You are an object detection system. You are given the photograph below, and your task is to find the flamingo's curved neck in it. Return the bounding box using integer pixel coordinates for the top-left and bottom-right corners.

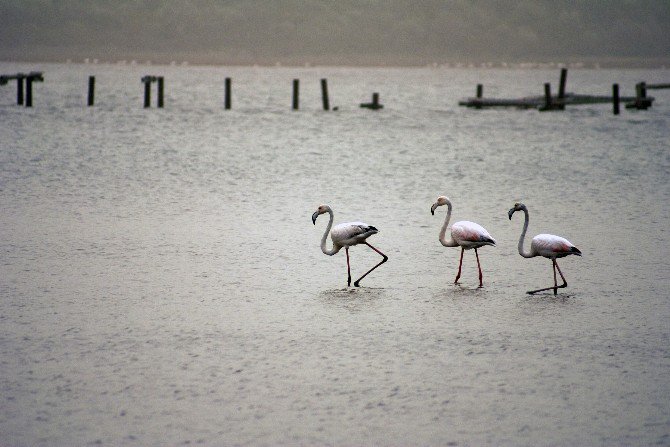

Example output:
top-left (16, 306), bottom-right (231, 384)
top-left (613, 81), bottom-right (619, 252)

top-left (320, 208), bottom-right (340, 256)
top-left (518, 207), bottom-right (534, 258)
top-left (439, 201), bottom-right (458, 247)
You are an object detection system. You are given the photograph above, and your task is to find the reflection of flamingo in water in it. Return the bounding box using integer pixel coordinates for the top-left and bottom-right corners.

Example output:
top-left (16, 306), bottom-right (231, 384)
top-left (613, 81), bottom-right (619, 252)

top-left (508, 202), bottom-right (582, 295)
top-left (312, 204), bottom-right (388, 287)
top-left (431, 196), bottom-right (496, 288)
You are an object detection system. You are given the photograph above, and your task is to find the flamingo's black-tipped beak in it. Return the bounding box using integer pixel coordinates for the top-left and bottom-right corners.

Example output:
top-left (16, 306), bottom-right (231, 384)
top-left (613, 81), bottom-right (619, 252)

top-left (430, 204), bottom-right (436, 215)
top-left (311, 211), bottom-right (318, 225)
top-left (508, 208), bottom-right (515, 220)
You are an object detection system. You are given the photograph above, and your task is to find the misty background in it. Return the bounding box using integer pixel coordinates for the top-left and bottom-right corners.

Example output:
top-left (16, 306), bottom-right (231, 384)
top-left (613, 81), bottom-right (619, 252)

top-left (1, 0), bottom-right (669, 66)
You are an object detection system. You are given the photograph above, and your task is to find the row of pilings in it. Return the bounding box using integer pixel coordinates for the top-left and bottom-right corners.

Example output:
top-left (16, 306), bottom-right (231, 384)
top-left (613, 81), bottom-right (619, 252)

top-left (3, 69), bottom-right (666, 113)
top-left (0, 73), bottom-right (383, 111)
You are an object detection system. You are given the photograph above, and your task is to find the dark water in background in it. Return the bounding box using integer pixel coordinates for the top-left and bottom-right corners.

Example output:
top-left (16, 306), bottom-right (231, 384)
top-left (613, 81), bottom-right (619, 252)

top-left (1, 63), bottom-right (669, 446)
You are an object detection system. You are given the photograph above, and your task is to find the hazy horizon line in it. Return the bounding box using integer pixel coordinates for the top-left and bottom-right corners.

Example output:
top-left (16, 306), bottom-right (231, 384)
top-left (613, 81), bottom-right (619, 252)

top-left (2, 56), bottom-right (669, 70)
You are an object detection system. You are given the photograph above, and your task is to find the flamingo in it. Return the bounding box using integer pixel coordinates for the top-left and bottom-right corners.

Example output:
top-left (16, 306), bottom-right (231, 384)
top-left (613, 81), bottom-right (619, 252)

top-left (508, 202), bottom-right (582, 295)
top-left (312, 204), bottom-right (388, 287)
top-left (431, 196), bottom-right (496, 288)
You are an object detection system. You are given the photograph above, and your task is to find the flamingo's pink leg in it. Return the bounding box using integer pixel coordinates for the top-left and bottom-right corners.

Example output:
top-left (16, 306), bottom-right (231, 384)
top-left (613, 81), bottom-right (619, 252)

top-left (553, 259), bottom-right (558, 294)
top-left (454, 247), bottom-right (464, 284)
top-left (554, 260), bottom-right (568, 289)
top-left (345, 247), bottom-right (351, 287)
top-left (475, 248), bottom-right (483, 288)
top-left (353, 242), bottom-right (388, 287)
top-left (527, 259), bottom-right (569, 295)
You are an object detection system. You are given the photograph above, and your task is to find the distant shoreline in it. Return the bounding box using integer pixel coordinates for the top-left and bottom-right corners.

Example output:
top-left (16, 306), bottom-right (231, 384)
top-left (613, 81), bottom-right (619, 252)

top-left (1, 58), bottom-right (669, 70)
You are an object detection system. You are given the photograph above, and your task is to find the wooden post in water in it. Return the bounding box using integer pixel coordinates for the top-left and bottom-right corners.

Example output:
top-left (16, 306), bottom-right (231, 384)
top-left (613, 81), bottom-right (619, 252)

top-left (360, 93), bottom-right (383, 110)
top-left (25, 76), bottom-right (33, 107)
top-left (634, 82), bottom-right (649, 110)
top-left (292, 79), bottom-right (299, 110)
top-left (475, 84), bottom-right (483, 109)
top-left (224, 77), bottom-right (231, 110)
top-left (540, 83), bottom-right (552, 111)
top-left (87, 76), bottom-right (95, 106)
top-left (557, 68), bottom-right (567, 110)
top-left (612, 83), bottom-right (620, 115)
top-left (321, 78), bottom-right (330, 111)
top-left (143, 78), bottom-right (151, 108)
top-left (157, 76), bottom-right (164, 108)
top-left (17, 75), bottom-right (24, 105)
top-left (627, 82), bottom-right (651, 110)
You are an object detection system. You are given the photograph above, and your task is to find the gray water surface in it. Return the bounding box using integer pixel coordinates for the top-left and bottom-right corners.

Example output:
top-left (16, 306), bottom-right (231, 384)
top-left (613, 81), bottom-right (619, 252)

top-left (1, 63), bottom-right (669, 446)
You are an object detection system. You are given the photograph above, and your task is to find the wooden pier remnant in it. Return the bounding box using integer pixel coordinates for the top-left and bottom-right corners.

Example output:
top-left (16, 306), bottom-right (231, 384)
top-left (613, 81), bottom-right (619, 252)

top-left (539, 83), bottom-right (562, 112)
top-left (292, 79), bottom-right (299, 110)
top-left (25, 77), bottom-right (34, 107)
top-left (475, 84), bottom-right (483, 109)
top-left (142, 76), bottom-right (152, 108)
top-left (157, 76), bottom-right (164, 108)
top-left (23, 72), bottom-right (43, 107)
top-left (321, 78), bottom-right (330, 111)
top-left (541, 83), bottom-right (552, 110)
top-left (141, 75), bottom-right (164, 108)
top-left (87, 76), bottom-right (95, 106)
top-left (459, 68), bottom-right (655, 111)
top-left (557, 68), bottom-right (567, 110)
top-left (225, 77), bottom-right (232, 110)
top-left (612, 84), bottom-right (620, 115)
top-left (626, 82), bottom-right (653, 110)
top-left (0, 72), bottom-right (43, 106)
top-left (539, 68), bottom-right (567, 111)
top-left (17, 76), bottom-right (24, 104)
top-left (645, 83), bottom-right (670, 89)
top-left (360, 93), bottom-right (383, 110)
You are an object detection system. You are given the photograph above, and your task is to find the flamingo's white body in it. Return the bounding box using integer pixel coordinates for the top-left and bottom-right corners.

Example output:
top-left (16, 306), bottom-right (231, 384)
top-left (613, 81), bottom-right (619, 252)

top-left (431, 196), bottom-right (496, 287)
top-left (312, 204), bottom-right (387, 287)
top-left (508, 202), bottom-right (582, 294)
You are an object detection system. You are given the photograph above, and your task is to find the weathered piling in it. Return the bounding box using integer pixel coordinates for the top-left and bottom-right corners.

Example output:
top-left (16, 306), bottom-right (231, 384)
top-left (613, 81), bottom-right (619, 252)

top-left (538, 83), bottom-right (553, 111)
top-left (612, 84), bottom-right (620, 115)
top-left (225, 77), bottom-right (232, 110)
top-left (360, 93), bottom-right (383, 110)
top-left (25, 76), bottom-right (33, 107)
top-left (17, 75), bottom-right (24, 105)
top-left (557, 68), bottom-right (567, 110)
top-left (638, 82), bottom-right (647, 99)
top-left (292, 79), bottom-right (299, 110)
top-left (1, 72), bottom-right (43, 107)
top-left (475, 84), bottom-right (483, 109)
top-left (141, 75), bottom-right (164, 108)
top-left (157, 76), bottom-right (164, 108)
top-left (544, 83), bottom-right (552, 108)
top-left (143, 78), bottom-right (151, 108)
top-left (87, 76), bottom-right (95, 106)
top-left (626, 82), bottom-right (652, 110)
top-left (23, 72), bottom-right (43, 107)
top-left (321, 78), bottom-right (330, 111)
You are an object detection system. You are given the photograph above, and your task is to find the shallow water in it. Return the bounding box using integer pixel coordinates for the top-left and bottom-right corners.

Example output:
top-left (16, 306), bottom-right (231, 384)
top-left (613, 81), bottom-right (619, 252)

top-left (1, 63), bottom-right (669, 446)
